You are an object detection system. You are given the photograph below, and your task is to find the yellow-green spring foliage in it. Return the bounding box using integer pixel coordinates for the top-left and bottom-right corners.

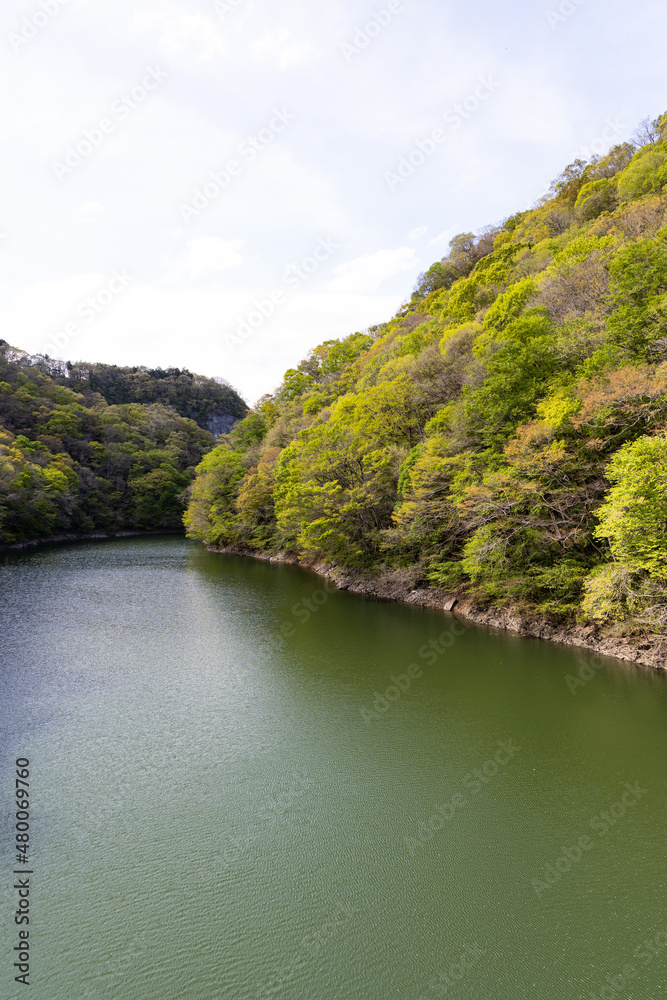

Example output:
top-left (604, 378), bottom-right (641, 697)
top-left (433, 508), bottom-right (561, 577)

top-left (187, 113), bottom-right (667, 631)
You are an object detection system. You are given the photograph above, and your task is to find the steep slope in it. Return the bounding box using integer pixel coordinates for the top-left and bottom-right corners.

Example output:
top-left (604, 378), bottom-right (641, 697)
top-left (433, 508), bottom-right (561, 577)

top-left (0, 345), bottom-right (246, 545)
top-left (186, 112), bottom-right (667, 639)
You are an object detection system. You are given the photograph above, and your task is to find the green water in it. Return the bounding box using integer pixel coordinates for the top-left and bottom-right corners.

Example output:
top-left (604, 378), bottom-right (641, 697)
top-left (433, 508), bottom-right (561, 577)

top-left (1, 537), bottom-right (666, 1000)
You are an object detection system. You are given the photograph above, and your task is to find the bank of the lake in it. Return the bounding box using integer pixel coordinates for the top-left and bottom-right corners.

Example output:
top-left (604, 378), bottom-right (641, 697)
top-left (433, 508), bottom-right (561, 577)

top-left (207, 545), bottom-right (667, 672)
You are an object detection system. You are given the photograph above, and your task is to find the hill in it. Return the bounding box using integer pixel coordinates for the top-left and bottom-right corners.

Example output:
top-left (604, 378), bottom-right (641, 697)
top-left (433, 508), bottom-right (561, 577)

top-left (0, 344), bottom-right (246, 544)
top-left (185, 110), bottom-right (667, 639)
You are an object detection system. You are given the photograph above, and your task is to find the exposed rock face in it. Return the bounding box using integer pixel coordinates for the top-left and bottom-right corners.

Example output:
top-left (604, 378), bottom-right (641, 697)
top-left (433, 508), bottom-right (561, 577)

top-left (210, 546), bottom-right (667, 672)
top-left (206, 413), bottom-right (238, 437)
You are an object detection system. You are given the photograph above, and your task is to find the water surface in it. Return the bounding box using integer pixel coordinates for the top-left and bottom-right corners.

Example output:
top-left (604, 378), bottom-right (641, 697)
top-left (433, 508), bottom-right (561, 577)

top-left (1, 537), bottom-right (666, 999)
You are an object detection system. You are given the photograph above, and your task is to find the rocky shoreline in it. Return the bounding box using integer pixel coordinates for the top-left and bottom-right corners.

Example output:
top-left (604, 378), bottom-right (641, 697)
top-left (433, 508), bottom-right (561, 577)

top-left (211, 545), bottom-right (667, 673)
top-left (5, 532), bottom-right (664, 671)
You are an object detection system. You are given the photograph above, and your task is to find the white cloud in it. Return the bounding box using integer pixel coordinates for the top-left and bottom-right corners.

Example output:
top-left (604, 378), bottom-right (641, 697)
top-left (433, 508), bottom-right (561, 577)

top-left (0, 278), bottom-right (405, 403)
top-left (0, 0), bottom-right (665, 398)
top-left (75, 201), bottom-right (105, 224)
top-left (162, 237), bottom-right (244, 283)
top-left (429, 227), bottom-right (458, 247)
top-left (130, 4), bottom-right (228, 64)
top-left (325, 248), bottom-right (418, 294)
top-left (248, 27), bottom-right (319, 71)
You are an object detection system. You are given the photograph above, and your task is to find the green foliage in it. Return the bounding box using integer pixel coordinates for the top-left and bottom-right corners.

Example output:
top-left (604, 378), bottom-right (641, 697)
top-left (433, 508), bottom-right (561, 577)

top-left (575, 178), bottom-right (617, 220)
top-left (426, 559), bottom-right (467, 589)
top-left (303, 393), bottom-right (329, 415)
top-left (396, 322), bottom-right (440, 358)
top-left (268, 380), bottom-right (419, 566)
top-left (581, 564), bottom-right (632, 624)
top-left (235, 449), bottom-right (280, 550)
top-left (9, 117), bottom-right (658, 629)
top-left (131, 466), bottom-right (191, 530)
top-left (617, 141), bottom-right (667, 201)
top-left (606, 230), bottom-right (667, 357)
top-left (464, 312), bottom-right (558, 447)
top-left (412, 230), bottom-right (499, 301)
top-left (391, 439), bottom-right (465, 556)
top-left (424, 405), bottom-right (453, 437)
top-left (319, 331), bottom-right (373, 375)
top-left (551, 235), bottom-right (615, 267)
top-left (0, 347), bottom-right (221, 544)
top-left (175, 116), bottom-right (667, 634)
top-left (397, 445), bottom-right (425, 496)
top-left (183, 447), bottom-right (246, 546)
top-left (593, 435), bottom-right (667, 575)
top-left (228, 412), bottom-right (267, 450)
top-left (413, 261), bottom-right (451, 297)
top-left (482, 277), bottom-right (536, 332)
top-left (523, 560), bottom-right (590, 616)
top-left (278, 369), bottom-right (317, 401)
top-left (52, 359), bottom-right (246, 429)
top-left (0, 428), bottom-right (78, 542)
top-left (579, 434), bottom-right (667, 627)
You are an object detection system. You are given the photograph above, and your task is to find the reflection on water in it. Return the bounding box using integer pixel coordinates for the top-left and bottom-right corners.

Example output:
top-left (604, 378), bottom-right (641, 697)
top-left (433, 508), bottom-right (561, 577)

top-left (1, 537), bottom-right (666, 1000)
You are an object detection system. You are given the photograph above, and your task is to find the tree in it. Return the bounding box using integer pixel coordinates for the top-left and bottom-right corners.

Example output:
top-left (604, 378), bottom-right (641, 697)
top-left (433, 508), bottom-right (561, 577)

top-left (593, 435), bottom-right (667, 576)
top-left (183, 447), bottom-right (246, 546)
top-left (606, 232), bottom-right (667, 358)
top-left (176, 115), bottom-right (667, 635)
top-left (412, 230), bottom-right (500, 300)
top-left (632, 112), bottom-right (667, 147)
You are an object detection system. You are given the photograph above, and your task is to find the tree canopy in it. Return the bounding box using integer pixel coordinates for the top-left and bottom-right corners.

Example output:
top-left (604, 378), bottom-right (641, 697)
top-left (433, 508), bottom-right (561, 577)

top-left (186, 113), bottom-right (667, 634)
top-left (0, 345), bottom-right (245, 544)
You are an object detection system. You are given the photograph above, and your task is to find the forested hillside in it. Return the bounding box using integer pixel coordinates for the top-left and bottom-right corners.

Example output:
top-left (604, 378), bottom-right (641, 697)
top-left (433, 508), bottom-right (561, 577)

top-left (47, 359), bottom-right (247, 434)
top-left (0, 344), bottom-right (246, 544)
top-left (186, 111), bottom-right (667, 634)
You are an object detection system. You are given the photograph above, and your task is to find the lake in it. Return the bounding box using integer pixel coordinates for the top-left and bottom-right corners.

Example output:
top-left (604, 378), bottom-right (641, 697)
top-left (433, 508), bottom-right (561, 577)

top-left (1, 536), bottom-right (666, 999)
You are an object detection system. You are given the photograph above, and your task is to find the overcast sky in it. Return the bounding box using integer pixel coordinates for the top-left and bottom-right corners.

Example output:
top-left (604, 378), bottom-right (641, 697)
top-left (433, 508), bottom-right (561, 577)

top-left (1, 0), bottom-right (665, 403)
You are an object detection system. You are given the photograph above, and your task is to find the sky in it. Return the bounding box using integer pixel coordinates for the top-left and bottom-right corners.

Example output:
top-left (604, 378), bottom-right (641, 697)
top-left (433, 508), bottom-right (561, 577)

top-left (0, 0), bottom-right (665, 404)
